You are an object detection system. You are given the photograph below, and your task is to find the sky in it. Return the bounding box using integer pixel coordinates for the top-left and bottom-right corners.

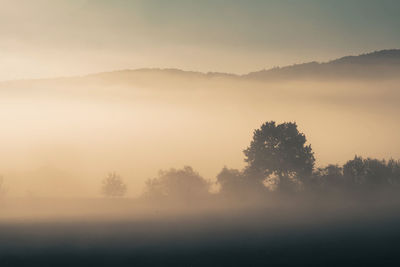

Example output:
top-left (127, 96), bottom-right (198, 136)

top-left (1, 0), bottom-right (400, 81)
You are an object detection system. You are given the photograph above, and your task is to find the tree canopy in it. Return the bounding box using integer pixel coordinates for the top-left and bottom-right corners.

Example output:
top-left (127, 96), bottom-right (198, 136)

top-left (102, 172), bottom-right (127, 197)
top-left (243, 121), bottom-right (315, 192)
top-left (144, 166), bottom-right (210, 201)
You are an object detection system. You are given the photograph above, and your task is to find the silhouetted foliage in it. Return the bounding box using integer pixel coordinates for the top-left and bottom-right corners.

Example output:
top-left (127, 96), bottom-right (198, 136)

top-left (132, 121), bottom-right (400, 201)
top-left (387, 159), bottom-right (400, 185)
top-left (243, 121), bottom-right (315, 192)
top-left (101, 172), bottom-right (127, 197)
top-left (342, 156), bottom-right (400, 191)
top-left (310, 164), bottom-right (344, 192)
top-left (217, 167), bottom-right (268, 198)
top-left (144, 166), bottom-right (210, 201)
top-left (217, 167), bottom-right (244, 196)
top-left (343, 156), bottom-right (366, 187)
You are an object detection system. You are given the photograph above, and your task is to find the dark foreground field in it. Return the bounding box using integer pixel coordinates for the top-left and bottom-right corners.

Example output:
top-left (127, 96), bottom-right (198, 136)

top-left (1, 197), bottom-right (400, 266)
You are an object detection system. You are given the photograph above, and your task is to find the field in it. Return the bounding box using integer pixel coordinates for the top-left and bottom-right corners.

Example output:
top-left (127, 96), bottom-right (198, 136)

top-left (1, 196), bottom-right (400, 266)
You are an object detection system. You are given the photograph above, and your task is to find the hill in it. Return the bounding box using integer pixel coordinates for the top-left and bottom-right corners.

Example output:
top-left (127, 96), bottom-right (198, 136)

top-left (245, 49), bottom-right (400, 81)
top-left (2, 49), bottom-right (400, 86)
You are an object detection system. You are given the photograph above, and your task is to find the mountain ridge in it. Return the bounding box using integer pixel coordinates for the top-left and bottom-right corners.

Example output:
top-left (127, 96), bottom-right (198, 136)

top-left (244, 49), bottom-right (400, 80)
top-left (2, 49), bottom-right (400, 84)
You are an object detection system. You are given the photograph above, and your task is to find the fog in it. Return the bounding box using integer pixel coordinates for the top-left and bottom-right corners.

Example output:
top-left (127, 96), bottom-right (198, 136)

top-left (1, 70), bottom-right (400, 266)
top-left (2, 0), bottom-right (400, 264)
top-left (0, 72), bottom-right (399, 198)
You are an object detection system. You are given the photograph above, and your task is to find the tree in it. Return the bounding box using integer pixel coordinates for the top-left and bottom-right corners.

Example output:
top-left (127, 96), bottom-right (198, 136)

top-left (217, 167), bottom-right (245, 196)
top-left (311, 164), bottom-right (344, 192)
top-left (101, 172), bottom-right (127, 197)
top-left (387, 159), bottom-right (400, 186)
top-left (343, 155), bottom-right (365, 188)
top-left (363, 158), bottom-right (391, 187)
top-left (217, 167), bottom-right (267, 198)
top-left (343, 156), bottom-right (396, 190)
top-left (243, 121), bottom-right (315, 192)
top-left (144, 166), bottom-right (210, 201)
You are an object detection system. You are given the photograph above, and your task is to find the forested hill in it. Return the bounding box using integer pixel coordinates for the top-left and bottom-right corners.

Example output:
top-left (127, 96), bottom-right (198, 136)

top-left (2, 49), bottom-right (400, 86)
top-left (244, 49), bottom-right (400, 81)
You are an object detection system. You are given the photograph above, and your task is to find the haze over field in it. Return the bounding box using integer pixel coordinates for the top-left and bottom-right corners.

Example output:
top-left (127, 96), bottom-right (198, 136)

top-left (1, 50), bottom-right (400, 197)
top-left (1, 1), bottom-right (400, 266)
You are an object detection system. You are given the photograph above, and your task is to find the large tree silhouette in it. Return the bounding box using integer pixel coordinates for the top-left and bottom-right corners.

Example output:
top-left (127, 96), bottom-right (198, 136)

top-left (243, 121), bottom-right (315, 192)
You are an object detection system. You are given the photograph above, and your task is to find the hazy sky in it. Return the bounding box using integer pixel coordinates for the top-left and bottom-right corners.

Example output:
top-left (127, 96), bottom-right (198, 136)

top-left (1, 0), bottom-right (400, 80)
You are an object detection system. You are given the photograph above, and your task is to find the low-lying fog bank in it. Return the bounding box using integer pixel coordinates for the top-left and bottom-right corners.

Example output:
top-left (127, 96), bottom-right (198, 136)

top-left (1, 77), bottom-right (400, 198)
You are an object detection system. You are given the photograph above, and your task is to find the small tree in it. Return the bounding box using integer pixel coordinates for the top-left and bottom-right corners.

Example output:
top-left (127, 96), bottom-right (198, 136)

top-left (243, 121), bottom-right (315, 192)
top-left (217, 167), bottom-right (244, 196)
top-left (102, 172), bottom-right (127, 197)
top-left (144, 166), bottom-right (210, 201)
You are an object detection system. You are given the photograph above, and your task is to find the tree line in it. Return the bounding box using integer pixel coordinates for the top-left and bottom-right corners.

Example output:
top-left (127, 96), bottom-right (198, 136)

top-left (100, 121), bottom-right (399, 199)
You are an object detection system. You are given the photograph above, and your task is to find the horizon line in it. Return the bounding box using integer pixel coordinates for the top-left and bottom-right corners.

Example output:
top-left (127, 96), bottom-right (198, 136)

top-left (1, 48), bottom-right (398, 83)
